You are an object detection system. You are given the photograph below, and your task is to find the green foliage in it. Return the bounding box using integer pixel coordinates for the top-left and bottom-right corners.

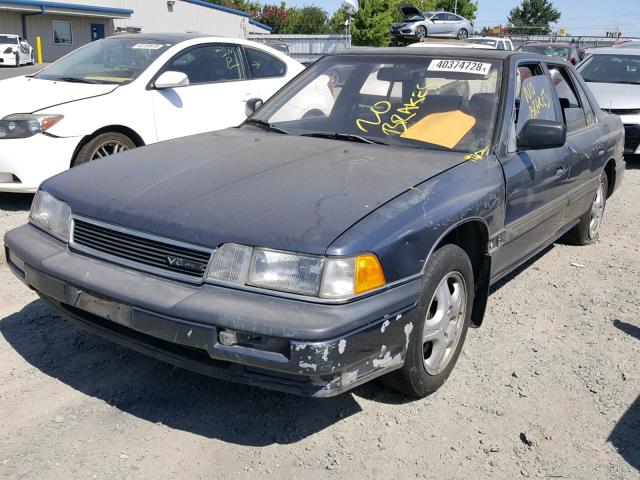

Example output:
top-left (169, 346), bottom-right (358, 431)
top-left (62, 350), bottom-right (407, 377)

top-left (508, 0), bottom-right (561, 35)
top-left (258, 4), bottom-right (289, 34)
top-left (433, 0), bottom-right (478, 20)
top-left (204, 0), bottom-right (261, 14)
top-left (285, 6), bottom-right (330, 34)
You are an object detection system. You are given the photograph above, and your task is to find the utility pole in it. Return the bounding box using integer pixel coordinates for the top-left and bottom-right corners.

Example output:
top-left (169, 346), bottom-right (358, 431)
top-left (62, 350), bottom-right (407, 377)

top-left (454, 0), bottom-right (458, 14)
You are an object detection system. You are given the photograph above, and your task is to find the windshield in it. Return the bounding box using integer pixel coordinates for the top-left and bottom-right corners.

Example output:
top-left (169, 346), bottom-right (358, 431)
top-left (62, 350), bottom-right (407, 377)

top-left (35, 37), bottom-right (173, 84)
top-left (520, 45), bottom-right (569, 58)
top-left (250, 55), bottom-right (502, 153)
top-left (578, 54), bottom-right (640, 85)
top-left (0, 35), bottom-right (17, 44)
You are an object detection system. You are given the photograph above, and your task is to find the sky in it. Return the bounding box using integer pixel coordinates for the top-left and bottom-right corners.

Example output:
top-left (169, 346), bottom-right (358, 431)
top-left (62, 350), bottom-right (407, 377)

top-left (259, 0), bottom-right (640, 37)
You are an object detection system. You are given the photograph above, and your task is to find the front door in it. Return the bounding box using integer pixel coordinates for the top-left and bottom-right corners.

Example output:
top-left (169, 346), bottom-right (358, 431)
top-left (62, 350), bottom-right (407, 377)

top-left (152, 43), bottom-right (260, 141)
top-left (428, 13), bottom-right (448, 35)
top-left (492, 62), bottom-right (571, 278)
top-left (91, 23), bottom-right (105, 42)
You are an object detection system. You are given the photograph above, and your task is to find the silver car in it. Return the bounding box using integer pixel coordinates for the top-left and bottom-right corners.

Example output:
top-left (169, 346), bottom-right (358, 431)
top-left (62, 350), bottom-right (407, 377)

top-left (577, 47), bottom-right (640, 155)
top-left (391, 4), bottom-right (473, 42)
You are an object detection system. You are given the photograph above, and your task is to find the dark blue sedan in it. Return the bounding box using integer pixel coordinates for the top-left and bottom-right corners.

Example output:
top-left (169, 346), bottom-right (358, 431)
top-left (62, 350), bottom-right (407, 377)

top-left (4, 48), bottom-right (625, 398)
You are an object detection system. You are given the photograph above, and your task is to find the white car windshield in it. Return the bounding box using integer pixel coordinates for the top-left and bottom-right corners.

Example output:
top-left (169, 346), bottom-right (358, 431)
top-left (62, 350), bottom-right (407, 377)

top-left (0, 35), bottom-right (17, 44)
top-left (250, 55), bottom-right (502, 154)
top-left (578, 54), bottom-right (640, 85)
top-left (35, 37), bottom-right (173, 84)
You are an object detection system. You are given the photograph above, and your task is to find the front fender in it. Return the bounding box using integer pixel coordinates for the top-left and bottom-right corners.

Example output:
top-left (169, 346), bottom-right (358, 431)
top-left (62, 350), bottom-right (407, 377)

top-left (327, 155), bottom-right (506, 282)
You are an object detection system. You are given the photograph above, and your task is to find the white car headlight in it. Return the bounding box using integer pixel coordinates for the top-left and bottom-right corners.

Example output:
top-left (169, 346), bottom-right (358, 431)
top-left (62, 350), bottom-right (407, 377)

top-left (207, 243), bottom-right (386, 299)
top-left (29, 190), bottom-right (72, 241)
top-left (0, 114), bottom-right (63, 139)
top-left (3, 47), bottom-right (15, 54)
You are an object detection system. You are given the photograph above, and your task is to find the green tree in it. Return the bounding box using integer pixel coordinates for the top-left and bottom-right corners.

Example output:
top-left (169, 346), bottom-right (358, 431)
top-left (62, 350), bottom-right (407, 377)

top-left (507, 0), bottom-right (561, 35)
top-left (433, 0), bottom-right (478, 20)
top-left (204, 0), bottom-right (261, 15)
top-left (286, 6), bottom-right (329, 34)
top-left (345, 0), bottom-right (436, 46)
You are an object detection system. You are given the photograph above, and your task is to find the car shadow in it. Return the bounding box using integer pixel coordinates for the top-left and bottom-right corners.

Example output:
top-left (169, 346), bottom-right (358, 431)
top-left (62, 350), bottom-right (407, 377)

top-left (489, 244), bottom-right (555, 294)
top-left (623, 155), bottom-right (640, 170)
top-left (609, 394), bottom-right (640, 473)
top-left (0, 193), bottom-right (33, 212)
top-left (0, 299), bottom-right (373, 445)
top-left (608, 319), bottom-right (640, 472)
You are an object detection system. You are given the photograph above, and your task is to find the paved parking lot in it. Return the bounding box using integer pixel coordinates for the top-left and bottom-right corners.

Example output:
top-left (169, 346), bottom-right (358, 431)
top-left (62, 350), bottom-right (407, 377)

top-left (0, 63), bottom-right (48, 81)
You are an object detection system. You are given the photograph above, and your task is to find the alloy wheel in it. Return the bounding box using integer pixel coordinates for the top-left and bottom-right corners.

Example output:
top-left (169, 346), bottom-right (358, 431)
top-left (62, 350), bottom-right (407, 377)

top-left (589, 182), bottom-right (605, 239)
top-left (90, 140), bottom-right (131, 161)
top-left (422, 271), bottom-right (467, 375)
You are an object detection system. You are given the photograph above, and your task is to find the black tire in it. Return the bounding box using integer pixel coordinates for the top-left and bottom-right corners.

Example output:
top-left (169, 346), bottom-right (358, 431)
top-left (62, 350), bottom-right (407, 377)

top-left (383, 244), bottom-right (474, 398)
top-left (29, 52), bottom-right (35, 65)
top-left (415, 26), bottom-right (427, 41)
top-left (14, 52), bottom-right (20, 67)
top-left (564, 171), bottom-right (608, 245)
top-left (457, 28), bottom-right (469, 39)
top-left (72, 132), bottom-right (136, 167)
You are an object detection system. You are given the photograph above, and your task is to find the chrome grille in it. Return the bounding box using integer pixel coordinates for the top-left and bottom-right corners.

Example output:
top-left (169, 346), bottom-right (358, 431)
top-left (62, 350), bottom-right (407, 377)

top-left (71, 218), bottom-right (212, 280)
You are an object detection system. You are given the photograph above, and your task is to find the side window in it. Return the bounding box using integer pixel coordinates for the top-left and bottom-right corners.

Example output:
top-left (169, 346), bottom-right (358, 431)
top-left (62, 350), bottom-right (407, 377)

top-left (167, 44), bottom-right (245, 84)
top-left (546, 64), bottom-right (587, 133)
top-left (515, 63), bottom-right (557, 134)
top-left (497, 41), bottom-right (505, 51)
top-left (245, 47), bottom-right (286, 79)
top-left (432, 13), bottom-right (446, 21)
top-left (573, 76), bottom-right (597, 125)
top-left (445, 14), bottom-right (459, 21)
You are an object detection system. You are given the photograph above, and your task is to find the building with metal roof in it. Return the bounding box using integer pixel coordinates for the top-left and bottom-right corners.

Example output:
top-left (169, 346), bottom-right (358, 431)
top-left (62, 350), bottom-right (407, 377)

top-left (0, 0), bottom-right (271, 62)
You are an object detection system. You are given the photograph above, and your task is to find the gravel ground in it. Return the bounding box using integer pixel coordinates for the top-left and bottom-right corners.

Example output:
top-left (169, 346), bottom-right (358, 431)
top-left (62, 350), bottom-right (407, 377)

top-left (0, 165), bottom-right (638, 480)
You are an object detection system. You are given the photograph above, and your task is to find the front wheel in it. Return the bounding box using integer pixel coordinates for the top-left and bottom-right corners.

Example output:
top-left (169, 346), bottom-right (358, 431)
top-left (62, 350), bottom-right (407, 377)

top-left (415, 26), bottom-right (427, 41)
top-left (564, 171), bottom-right (608, 245)
top-left (72, 132), bottom-right (136, 167)
top-left (383, 244), bottom-right (474, 398)
top-left (14, 52), bottom-right (20, 67)
top-left (457, 28), bottom-right (469, 39)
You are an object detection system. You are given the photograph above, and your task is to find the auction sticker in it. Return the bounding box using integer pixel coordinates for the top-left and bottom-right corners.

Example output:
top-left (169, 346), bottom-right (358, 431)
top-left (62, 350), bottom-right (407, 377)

top-left (428, 59), bottom-right (491, 75)
top-left (132, 43), bottom-right (165, 50)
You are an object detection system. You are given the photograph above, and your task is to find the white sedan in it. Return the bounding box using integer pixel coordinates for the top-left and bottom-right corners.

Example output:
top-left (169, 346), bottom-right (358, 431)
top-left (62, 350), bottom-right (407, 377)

top-left (0, 33), bottom-right (303, 192)
top-left (0, 34), bottom-right (35, 67)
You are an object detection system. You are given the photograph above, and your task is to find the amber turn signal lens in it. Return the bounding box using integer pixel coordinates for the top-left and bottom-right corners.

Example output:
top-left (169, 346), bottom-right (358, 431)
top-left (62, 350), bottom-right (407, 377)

top-left (354, 254), bottom-right (386, 294)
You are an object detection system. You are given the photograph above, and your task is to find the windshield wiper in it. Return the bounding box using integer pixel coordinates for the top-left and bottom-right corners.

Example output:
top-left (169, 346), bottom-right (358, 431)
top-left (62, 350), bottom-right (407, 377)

top-left (244, 119), bottom-right (289, 135)
top-left (299, 132), bottom-right (389, 145)
top-left (48, 76), bottom-right (100, 84)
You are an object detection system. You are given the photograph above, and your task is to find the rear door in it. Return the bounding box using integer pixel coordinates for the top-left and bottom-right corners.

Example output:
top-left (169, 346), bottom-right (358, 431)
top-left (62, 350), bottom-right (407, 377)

top-left (242, 46), bottom-right (292, 103)
top-left (545, 62), bottom-right (604, 224)
top-left (152, 43), bottom-right (260, 141)
top-left (492, 61), bottom-right (571, 278)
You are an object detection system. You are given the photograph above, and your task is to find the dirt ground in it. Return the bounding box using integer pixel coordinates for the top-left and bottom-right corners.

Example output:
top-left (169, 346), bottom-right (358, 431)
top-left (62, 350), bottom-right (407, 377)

top-left (0, 165), bottom-right (638, 480)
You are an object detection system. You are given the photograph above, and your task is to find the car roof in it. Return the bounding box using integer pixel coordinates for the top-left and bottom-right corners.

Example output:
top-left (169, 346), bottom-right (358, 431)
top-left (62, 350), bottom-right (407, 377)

top-left (333, 47), bottom-right (521, 60)
top-left (110, 32), bottom-right (213, 43)
top-left (522, 42), bottom-right (572, 47)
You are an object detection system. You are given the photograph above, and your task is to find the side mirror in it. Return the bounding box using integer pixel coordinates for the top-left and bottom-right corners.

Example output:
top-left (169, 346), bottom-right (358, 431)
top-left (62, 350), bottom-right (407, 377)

top-left (431, 18), bottom-right (436, 23)
top-left (245, 97), bottom-right (264, 117)
top-left (154, 71), bottom-right (189, 89)
top-left (517, 119), bottom-right (566, 151)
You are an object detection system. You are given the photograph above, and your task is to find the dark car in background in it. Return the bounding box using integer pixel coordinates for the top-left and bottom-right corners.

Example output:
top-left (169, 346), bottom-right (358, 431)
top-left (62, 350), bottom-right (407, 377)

top-left (4, 48), bottom-right (624, 398)
top-left (518, 42), bottom-right (584, 65)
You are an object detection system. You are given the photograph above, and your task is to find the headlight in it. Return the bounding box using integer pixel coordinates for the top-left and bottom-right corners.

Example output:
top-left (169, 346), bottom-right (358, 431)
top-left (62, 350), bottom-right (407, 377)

top-left (207, 243), bottom-right (386, 299)
top-left (0, 114), bottom-right (64, 139)
top-left (29, 190), bottom-right (72, 241)
top-left (4, 47), bottom-right (14, 54)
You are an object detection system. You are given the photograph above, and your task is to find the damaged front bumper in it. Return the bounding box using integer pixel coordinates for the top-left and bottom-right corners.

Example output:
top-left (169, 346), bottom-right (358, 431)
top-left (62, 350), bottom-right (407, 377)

top-left (4, 224), bottom-right (422, 397)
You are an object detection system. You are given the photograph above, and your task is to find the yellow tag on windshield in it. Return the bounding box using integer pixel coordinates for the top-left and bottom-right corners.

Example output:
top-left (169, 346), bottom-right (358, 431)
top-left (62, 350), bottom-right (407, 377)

top-left (400, 110), bottom-right (476, 149)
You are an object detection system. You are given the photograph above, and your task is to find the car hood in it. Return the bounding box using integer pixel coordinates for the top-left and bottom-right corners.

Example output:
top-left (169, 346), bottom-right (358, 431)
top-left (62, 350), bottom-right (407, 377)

top-left (0, 76), bottom-right (118, 117)
top-left (43, 128), bottom-right (467, 255)
top-left (584, 81), bottom-right (640, 110)
top-left (398, 3), bottom-right (424, 19)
